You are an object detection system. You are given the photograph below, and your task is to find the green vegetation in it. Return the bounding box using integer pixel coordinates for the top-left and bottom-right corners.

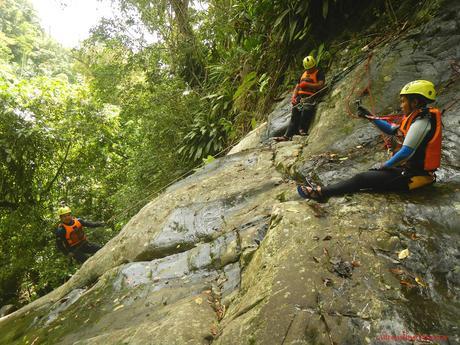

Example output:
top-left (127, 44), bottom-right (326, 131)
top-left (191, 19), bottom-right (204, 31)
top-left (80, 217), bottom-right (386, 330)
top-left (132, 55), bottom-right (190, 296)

top-left (0, 0), bottom-right (442, 308)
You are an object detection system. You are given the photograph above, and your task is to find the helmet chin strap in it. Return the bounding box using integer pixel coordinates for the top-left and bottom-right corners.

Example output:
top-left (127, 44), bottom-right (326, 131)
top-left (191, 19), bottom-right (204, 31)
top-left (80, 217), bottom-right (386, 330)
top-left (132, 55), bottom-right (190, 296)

top-left (409, 98), bottom-right (424, 112)
top-left (412, 102), bottom-right (428, 112)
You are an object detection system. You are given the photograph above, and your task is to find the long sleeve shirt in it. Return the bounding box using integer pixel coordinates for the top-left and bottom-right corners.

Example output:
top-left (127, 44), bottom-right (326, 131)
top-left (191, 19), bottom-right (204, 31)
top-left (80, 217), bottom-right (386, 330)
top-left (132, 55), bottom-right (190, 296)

top-left (371, 116), bottom-right (432, 168)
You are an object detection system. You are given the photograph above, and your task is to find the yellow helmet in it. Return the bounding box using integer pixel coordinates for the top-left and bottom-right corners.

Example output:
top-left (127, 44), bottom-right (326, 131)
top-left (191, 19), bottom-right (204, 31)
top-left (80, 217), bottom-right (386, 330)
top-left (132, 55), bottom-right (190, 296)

top-left (303, 55), bottom-right (316, 70)
top-left (400, 80), bottom-right (436, 102)
top-left (57, 206), bottom-right (71, 217)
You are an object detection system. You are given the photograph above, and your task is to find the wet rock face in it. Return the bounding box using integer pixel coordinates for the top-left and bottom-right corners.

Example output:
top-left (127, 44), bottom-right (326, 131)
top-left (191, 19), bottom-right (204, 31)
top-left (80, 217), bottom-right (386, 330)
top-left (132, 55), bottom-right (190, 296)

top-left (0, 147), bottom-right (283, 345)
top-left (263, 94), bottom-right (292, 139)
top-left (139, 199), bottom-right (239, 260)
top-left (1, 4), bottom-right (460, 345)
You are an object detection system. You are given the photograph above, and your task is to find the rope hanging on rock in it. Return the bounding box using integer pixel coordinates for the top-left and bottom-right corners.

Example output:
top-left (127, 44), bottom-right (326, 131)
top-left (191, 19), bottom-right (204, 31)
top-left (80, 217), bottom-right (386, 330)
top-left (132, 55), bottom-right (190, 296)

top-left (344, 53), bottom-right (376, 118)
top-left (344, 53), bottom-right (404, 149)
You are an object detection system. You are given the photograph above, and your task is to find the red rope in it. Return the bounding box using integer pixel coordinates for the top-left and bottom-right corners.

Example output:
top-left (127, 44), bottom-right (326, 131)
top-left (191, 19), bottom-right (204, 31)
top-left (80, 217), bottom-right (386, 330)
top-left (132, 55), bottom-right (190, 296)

top-left (344, 54), bottom-right (374, 118)
top-left (364, 54), bottom-right (376, 115)
top-left (343, 53), bottom-right (405, 150)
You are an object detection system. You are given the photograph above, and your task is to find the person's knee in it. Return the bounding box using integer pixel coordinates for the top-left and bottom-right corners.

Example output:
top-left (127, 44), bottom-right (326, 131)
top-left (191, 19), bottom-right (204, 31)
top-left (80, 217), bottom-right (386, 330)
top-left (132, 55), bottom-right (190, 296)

top-left (292, 108), bottom-right (301, 117)
top-left (87, 242), bottom-right (102, 253)
top-left (349, 171), bottom-right (377, 189)
top-left (76, 257), bottom-right (87, 264)
top-left (93, 243), bottom-right (102, 250)
top-left (351, 172), bottom-right (369, 182)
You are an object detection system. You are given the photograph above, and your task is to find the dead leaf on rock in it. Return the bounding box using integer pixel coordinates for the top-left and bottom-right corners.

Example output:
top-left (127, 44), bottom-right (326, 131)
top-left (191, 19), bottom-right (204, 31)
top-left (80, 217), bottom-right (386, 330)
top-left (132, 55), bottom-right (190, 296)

top-left (216, 305), bottom-right (226, 320)
top-left (398, 248), bottom-right (410, 260)
top-left (410, 232), bottom-right (418, 240)
top-left (113, 304), bottom-right (124, 312)
top-left (322, 278), bottom-right (334, 287)
top-left (351, 260), bottom-right (361, 267)
top-left (323, 248), bottom-right (330, 257)
top-left (400, 280), bottom-right (415, 288)
top-left (210, 325), bottom-right (219, 336)
top-left (389, 268), bottom-right (405, 275)
top-left (308, 203), bottom-right (327, 218)
top-left (415, 277), bottom-right (427, 287)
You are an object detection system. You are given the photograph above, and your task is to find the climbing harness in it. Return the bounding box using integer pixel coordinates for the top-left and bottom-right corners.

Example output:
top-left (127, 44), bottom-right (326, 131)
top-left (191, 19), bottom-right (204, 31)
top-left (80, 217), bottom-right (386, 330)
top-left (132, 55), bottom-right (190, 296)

top-left (293, 99), bottom-right (316, 111)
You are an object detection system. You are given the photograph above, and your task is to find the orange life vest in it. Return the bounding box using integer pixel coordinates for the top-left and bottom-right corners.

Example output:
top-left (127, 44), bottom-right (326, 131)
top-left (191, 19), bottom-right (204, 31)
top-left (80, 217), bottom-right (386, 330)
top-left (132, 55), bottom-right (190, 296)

top-left (297, 69), bottom-right (319, 96)
top-left (61, 218), bottom-right (87, 247)
top-left (398, 107), bottom-right (442, 171)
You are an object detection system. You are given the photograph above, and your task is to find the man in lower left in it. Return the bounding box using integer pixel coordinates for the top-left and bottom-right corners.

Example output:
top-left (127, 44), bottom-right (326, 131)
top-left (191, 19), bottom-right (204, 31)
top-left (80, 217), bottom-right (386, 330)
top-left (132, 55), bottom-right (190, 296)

top-left (55, 206), bottom-right (105, 264)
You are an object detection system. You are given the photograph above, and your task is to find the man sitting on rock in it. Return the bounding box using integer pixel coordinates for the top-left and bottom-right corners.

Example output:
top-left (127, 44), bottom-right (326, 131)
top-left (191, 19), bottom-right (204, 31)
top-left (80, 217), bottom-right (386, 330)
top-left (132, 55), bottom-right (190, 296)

top-left (297, 80), bottom-right (442, 201)
top-left (55, 206), bottom-right (105, 264)
top-left (274, 55), bottom-right (325, 141)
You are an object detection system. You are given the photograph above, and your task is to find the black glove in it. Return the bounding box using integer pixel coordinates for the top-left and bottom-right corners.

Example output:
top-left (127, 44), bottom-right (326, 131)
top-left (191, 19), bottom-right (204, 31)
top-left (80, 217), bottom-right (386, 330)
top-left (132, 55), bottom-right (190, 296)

top-left (357, 105), bottom-right (372, 118)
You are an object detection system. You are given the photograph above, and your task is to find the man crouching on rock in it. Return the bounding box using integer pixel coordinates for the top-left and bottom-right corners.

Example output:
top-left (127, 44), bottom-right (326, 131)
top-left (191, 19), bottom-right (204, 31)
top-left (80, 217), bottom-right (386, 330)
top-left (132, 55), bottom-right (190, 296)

top-left (55, 206), bottom-right (105, 264)
top-left (297, 80), bottom-right (442, 201)
top-left (273, 55), bottom-right (326, 141)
